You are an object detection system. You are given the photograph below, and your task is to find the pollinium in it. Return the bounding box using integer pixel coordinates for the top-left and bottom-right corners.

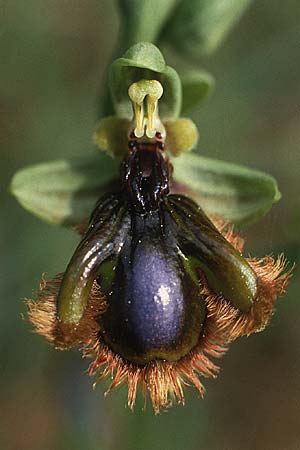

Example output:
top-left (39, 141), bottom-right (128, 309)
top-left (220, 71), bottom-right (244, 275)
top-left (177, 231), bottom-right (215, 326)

top-left (28, 79), bottom-right (290, 413)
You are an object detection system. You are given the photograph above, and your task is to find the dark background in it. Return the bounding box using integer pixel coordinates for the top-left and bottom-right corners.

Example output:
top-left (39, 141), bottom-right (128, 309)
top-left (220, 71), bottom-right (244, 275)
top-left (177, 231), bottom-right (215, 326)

top-left (1, 1), bottom-right (300, 449)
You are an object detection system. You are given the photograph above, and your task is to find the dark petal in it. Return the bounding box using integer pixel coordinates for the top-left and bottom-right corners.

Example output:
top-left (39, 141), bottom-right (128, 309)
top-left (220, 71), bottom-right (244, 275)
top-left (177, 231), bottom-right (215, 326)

top-left (165, 195), bottom-right (257, 312)
top-left (57, 194), bottom-right (130, 325)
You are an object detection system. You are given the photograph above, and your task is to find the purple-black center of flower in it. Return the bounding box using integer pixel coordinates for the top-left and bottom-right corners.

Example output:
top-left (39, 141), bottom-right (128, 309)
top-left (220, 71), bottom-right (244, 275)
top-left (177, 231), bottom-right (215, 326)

top-left (99, 210), bottom-right (206, 365)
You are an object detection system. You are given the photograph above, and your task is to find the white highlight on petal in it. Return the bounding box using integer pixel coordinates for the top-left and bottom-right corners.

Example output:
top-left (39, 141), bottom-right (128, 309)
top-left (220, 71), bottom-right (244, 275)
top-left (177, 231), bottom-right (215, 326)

top-left (154, 285), bottom-right (171, 308)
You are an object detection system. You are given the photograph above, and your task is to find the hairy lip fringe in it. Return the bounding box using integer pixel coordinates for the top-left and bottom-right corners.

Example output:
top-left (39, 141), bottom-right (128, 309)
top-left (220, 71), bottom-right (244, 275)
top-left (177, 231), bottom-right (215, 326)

top-left (27, 224), bottom-right (291, 414)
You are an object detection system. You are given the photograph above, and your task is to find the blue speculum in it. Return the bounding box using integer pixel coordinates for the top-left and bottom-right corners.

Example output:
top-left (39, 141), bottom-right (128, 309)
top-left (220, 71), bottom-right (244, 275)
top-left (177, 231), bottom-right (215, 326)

top-left (99, 209), bottom-right (206, 364)
top-left (57, 130), bottom-right (257, 366)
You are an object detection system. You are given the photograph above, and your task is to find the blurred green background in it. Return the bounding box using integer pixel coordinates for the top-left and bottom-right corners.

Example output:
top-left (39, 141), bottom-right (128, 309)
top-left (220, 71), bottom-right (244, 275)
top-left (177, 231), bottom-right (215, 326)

top-left (1, 1), bottom-right (300, 449)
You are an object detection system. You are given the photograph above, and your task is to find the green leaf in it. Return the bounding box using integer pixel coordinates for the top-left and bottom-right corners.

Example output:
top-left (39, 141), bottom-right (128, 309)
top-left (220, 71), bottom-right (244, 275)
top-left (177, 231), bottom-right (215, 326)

top-left (109, 42), bottom-right (182, 120)
top-left (181, 70), bottom-right (215, 113)
top-left (163, 0), bottom-right (252, 57)
top-left (118, 0), bottom-right (178, 47)
top-left (10, 154), bottom-right (119, 226)
top-left (172, 152), bottom-right (281, 225)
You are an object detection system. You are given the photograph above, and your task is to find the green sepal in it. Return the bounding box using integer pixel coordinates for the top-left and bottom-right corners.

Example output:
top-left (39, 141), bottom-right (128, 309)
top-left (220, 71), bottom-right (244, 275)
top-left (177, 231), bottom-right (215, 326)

top-left (181, 70), bottom-right (215, 113)
top-left (172, 152), bottom-right (281, 225)
top-left (10, 154), bottom-right (119, 227)
top-left (109, 42), bottom-right (182, 120)
top-left (11, 150), bottom-right (280, 229)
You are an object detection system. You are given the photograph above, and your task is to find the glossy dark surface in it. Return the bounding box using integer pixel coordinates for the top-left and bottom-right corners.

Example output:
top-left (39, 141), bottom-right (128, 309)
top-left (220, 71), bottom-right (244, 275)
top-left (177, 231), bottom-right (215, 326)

top-left (99, 209), bottom-right (206, 364)
top-left (122, 145), bottom-right (169, 213)
top-left (57, 194), bottom-right (130, 324)
top-left (165, 196), bottom-right (257, 312)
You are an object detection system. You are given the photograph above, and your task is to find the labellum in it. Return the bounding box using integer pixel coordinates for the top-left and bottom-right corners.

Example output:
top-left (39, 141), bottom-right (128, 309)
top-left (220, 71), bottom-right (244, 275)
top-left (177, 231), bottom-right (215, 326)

top-left (28, 77), bottom-right (291, 414)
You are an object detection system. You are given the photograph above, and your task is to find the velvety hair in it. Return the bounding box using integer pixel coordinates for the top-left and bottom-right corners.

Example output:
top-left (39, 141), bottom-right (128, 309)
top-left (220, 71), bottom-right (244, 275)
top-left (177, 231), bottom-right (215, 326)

top-left (27, 221), bottom-right (291, 413)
